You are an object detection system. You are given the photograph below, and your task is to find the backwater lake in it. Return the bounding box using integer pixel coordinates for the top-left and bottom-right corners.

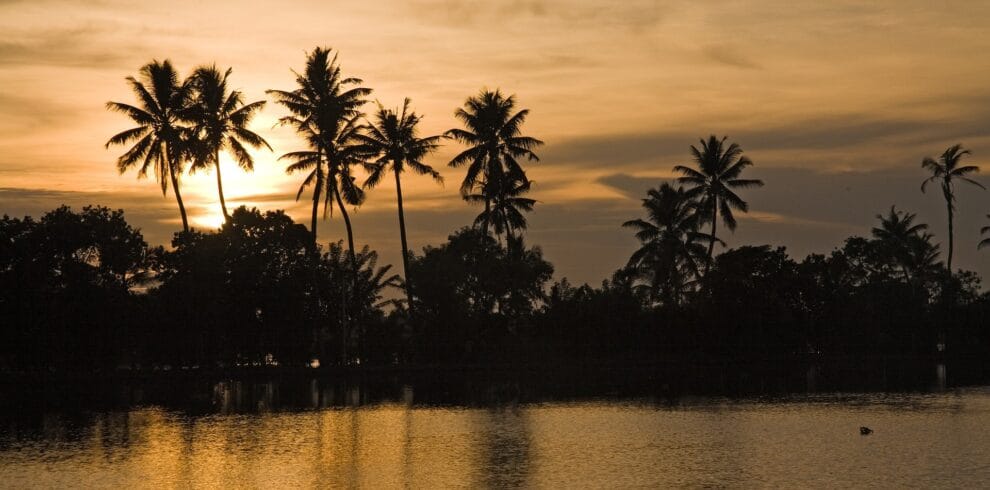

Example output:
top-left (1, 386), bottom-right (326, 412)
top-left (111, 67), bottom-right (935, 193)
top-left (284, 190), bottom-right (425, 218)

top-left (2, 365), bottom-right (989, 488)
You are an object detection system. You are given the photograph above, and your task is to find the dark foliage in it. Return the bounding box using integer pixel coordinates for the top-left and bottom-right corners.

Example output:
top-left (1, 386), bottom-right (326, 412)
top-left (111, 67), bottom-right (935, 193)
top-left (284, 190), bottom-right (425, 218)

top-left (406, 228), bottom-right (554, 363)
top-left (2, 204), bottom-right (989, 374)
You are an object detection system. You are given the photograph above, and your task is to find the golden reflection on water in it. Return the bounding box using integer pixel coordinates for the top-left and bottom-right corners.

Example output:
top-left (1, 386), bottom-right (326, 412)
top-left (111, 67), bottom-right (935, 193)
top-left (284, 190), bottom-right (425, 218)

top-left (2, 388), bottom-right (990, 488)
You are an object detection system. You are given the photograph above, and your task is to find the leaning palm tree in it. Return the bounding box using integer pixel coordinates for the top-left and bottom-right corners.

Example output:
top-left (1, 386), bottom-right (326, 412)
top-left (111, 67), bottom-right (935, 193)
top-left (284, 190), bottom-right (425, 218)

top-left (356, 98), bottom-right (443, 308)
top-left (623, 183), bottom-right (712, 305)
top-left (467, 177), bottom-right (535, 242)
top-left (106, 60), bottom-right (193, 232)
top-left (445, 89), bottom-right (543, 236)
top-left (921, 144), bottom-right (985, 271)
top-left (323, 116), bottom-right (368, 264)
top-left (674, 135), bottom-right (763, 273)
top-left (268, 47), bottom-right (371, 243)
top-left (980, 215), bottom-right (990, 250)
top-left (277, 125), bottom-right (325, 243)
top-left (186, 65), bottom-right (271, 220)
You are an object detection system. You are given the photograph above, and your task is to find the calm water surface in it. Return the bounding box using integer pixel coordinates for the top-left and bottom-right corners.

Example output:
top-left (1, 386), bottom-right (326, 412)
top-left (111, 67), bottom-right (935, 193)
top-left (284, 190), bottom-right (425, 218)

top-left (2, 385), bottom-right (989, 488)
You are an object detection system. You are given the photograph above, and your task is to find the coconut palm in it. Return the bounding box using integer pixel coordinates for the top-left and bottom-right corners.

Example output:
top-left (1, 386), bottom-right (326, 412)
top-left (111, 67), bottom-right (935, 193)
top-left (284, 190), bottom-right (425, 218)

top-left (268, 47), bottom-right (371, 243)
top-left (674, 135), bottom-right (763, 273)
top-left (445, 89), bottom-right (543, 235)
top-left (317, 241), bottom-right (401, 363)
top-left (356, 98), bottom-right (443, 307)
top-left (186, 65), bottom-right (271, 220)
top-left (105, 60), bottom-right (193, 232)
top-left (921, 144), bottom-right (985, 272)
top-left (323, 116), bottom-right (368, 263)
top-left (871, 206), bottom-right (935, 282)
top-left (623, 183), bottom-right (713, 305)
top-left (467, 177), bottom-right (535, 242)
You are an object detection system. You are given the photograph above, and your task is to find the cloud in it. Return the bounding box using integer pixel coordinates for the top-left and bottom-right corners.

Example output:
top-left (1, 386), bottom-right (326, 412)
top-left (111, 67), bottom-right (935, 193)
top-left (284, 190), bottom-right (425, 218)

top-left (0, 186), bottom-right (182, 245)
top-left (594, 166), bottom-right (990, 278)
top-left (0, 93), bottom-right (85, 136)
top-left (0, 24), bottom-right (135, 69)
top-left (702, 45), bottom-right (762, 70)
top-left (404, 0), bottom-right (665, 29)
top-left (540, 97), bottom-right (990, 173)
top-left (595, 173), bottom-right (658, 199)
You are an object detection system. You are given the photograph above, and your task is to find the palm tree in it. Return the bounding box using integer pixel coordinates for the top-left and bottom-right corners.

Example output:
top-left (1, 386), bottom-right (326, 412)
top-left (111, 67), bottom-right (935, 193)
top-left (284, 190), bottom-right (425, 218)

top-left (268, 47), bottom-right (371, 243)
top-left (674, 135), bottom-right (763, 273)
top-left (467, 177), bottom-right (535, 242)
top-left (356, 98), bottom-right (443, 308)
top-left (318, 241), bottom-right (401, 363)
top-left (871, 206), bottom-right (934, 282)
top-left (921, 144), bottom-right (985, 272)
top-left (323, 116), bottom-right (368, 264)
top-left (980, 215), bottom-right (990, 250)
top-left (106, 60), bottom-right (193, 232)
top-left (186, 65), bottom-right (271, 220)
top-left (445, 89), bottom-right (543, 236)
top-left (623, 183), bottom-right (712, 305)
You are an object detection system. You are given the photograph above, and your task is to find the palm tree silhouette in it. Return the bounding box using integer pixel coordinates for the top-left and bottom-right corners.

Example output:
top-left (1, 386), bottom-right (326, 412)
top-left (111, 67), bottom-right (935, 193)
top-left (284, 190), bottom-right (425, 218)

top-left (186, 65), bottom-right (271, 221)
top-left (323, 116), bottom-right (368, 264)
top-left (268, 47), bottom-right (371, 243)
top-left (623, 183), bottom-right (713, 305)
top-left (980, 215), bottom-right (990, 250)
top-left (872, 206), bottom-right (934, 282)
top-left (674, 135), bottom-right (763, 273)
top-left (467, 178), bottom-right (536, 242)
top-left (921, 144), bottom-right (985, 272)
top-left (356, 98), bottom-right (443, 308)
top-left (106, 60), bottom-right (193, 232)
top-left (445, 89), bottom-right (543, 236)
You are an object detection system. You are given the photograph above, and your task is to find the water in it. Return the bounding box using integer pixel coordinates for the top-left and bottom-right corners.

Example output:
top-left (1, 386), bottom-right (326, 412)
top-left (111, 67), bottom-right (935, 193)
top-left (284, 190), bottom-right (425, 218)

top-left (2, 384), bottom-right (990, 488)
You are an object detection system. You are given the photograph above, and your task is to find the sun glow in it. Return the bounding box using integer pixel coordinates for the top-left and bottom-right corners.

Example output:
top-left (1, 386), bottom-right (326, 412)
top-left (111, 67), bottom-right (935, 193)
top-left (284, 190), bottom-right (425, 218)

top-left (193, 210), bottom-right (227, 231)
top-left (184, 152), bottom-right (295, 230)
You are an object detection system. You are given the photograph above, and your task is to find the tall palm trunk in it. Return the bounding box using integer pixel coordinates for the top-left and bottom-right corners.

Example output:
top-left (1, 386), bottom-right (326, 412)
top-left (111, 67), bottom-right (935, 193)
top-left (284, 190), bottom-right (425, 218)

top-left (310, 148), bottom-right (323, 244)
top-left (214, 150), bottom-right (230, 220)
top-left (333, 183), bottom-right (357, 269)
top-left (704, 196), bottom-right (718, 275)
top-left (947, 200), bottom-right (954, 272)
top-left (164, 146), bottom-right (189, 233)
top-left (394, 166), bottom-right (414, 309)
top-left (333, 181), bottom-right (357, 365)
top-left (170, 167), bottom-right (189, 233)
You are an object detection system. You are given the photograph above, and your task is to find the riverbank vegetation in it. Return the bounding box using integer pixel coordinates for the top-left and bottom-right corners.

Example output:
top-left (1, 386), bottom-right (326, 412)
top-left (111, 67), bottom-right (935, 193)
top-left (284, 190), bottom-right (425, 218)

top-left (2, 46), bottom-right (989, 373)
top-left (2, 201), bottom-right (988, 373)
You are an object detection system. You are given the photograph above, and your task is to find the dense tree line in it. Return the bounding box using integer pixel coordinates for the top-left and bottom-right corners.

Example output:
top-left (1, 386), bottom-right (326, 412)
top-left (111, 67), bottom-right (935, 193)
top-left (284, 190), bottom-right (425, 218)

top-left (1, 202), bottom-right (988, 372)
top-left (2, 46), bottom-right (989, 373)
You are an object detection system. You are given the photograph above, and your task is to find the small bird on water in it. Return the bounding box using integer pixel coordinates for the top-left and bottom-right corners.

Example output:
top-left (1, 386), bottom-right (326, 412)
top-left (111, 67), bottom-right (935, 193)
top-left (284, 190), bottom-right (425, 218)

top-left (860, 426), bottom-right (873, 435)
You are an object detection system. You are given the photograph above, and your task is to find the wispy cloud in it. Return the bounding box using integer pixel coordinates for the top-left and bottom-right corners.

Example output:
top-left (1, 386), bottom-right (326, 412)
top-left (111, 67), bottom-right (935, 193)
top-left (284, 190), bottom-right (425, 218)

top-left (3, 0), bottom-right (990, 284)
top-left (702, 44), bottom-right (762, 70)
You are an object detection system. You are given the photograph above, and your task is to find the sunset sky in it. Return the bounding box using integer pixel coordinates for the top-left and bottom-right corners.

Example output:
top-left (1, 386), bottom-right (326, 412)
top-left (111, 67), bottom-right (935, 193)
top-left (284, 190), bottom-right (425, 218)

top-left (2, 0), bottom-right (990, 284)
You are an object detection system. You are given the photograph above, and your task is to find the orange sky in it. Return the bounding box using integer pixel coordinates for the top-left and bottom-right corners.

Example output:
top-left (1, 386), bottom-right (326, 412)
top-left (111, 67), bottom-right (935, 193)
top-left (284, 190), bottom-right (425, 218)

top-left (2, 0), bottom-right (990, 284)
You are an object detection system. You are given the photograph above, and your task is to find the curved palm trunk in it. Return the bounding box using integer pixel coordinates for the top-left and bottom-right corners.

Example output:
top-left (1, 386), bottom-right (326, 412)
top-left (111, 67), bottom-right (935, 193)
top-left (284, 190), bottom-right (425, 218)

top-left (333, 183), bottom-right (357, 269)
top-left (164, 147), bottom-right (189, 233)
top-left (704, 197), bottom-right (718, 275)
top-left (214, 151), bottom-right (230, 220)
top-left (333, 181), bottom-right (357, 366)
top-left (170, 168), bottom-right (189, 233)
top-left (394, 167), bottom-right (414, 309)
